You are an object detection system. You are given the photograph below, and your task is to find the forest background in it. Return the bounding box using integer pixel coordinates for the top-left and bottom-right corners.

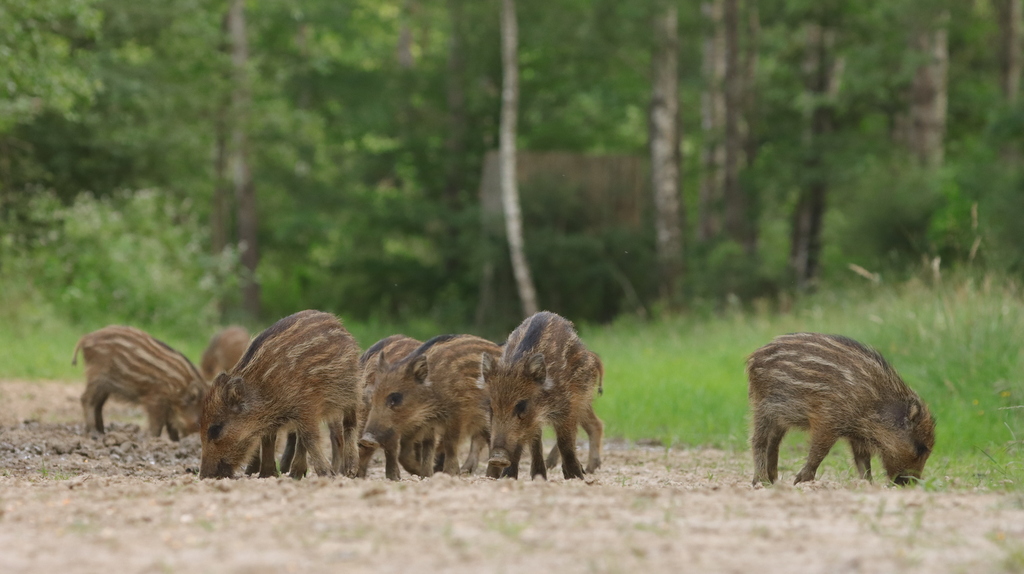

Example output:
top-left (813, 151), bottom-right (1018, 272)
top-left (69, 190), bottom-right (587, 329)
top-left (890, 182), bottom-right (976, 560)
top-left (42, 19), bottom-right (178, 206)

top-left (1, 0), bottom-right (1023, 468)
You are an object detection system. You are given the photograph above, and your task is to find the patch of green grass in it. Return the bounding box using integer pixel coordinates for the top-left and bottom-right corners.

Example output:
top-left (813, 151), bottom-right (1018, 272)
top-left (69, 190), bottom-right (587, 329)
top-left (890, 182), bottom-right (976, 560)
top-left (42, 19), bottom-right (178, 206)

top-left (2, 275), bottom-right (1022, 466)
top-left (38, 462), bottom-right (75, 481)
top-left (584, 276), bottom-right (1024, 457)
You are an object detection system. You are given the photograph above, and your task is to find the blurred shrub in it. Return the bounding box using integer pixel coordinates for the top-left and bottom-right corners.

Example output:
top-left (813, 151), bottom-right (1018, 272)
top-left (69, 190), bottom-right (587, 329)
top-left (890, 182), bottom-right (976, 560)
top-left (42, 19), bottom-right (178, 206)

top-left (1, 190), bottom-right (238, 334)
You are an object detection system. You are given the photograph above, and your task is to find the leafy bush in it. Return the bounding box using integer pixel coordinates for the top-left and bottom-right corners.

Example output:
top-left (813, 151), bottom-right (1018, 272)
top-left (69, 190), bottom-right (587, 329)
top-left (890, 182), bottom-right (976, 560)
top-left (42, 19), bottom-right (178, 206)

top-left (1, 190), bottom-right (238, 334)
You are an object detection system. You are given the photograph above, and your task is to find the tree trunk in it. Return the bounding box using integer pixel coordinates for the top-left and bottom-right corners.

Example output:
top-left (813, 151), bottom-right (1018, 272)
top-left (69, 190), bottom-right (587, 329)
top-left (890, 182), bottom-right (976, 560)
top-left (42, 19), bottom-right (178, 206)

top-left (698, 0), bottom-right (725, 243)
top-left (212, 16), bottom-right (230, 259)
top-left (499, 0), bottom-right (538, 317)
top-left (443, 0), bottom-right (467, 274)
top-left (998, 0), bottom-right (1022, 104)
top-left (907, 12), bottom-right (949, 169)
top-left (445, 0), bottom-right (466, 203)
top-left (740, 0), bottom-right (760, 195)
top-left (650, 1), bottom-right (684, 302)
top-left (228, 0), bottom-right (260, 316)
top-left (791, 23), bottom-right (842, 292)
top-left (722, 0), bottom-right (749, 249)
top-left (397, 0), bottom-right (416, 69)
top-left (212, 110), bottom-right (229, 257)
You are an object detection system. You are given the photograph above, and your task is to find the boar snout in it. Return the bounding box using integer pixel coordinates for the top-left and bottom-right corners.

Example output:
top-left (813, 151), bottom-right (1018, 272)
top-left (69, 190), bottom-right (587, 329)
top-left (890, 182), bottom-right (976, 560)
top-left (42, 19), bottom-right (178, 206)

top-left (359, 432), bottom-right (380, 449)
top-left (488, 447), bottom-right (511, 468)
top-left (199, 459), bottom-right (236, 480)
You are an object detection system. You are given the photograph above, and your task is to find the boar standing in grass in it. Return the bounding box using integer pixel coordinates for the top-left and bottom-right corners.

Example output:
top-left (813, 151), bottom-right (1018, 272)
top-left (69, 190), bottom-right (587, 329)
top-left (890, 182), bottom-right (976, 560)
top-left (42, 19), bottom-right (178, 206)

top-left (482, 311), bottom-right (604, 480)
top-left (360, 334), bottom-right (500, 481)
top-left (73, 325), bottom-right (207, 441)
top-left (747, 332), bottom-right (936, 486)
top-left (199, 326), bottom-right (250, 381)
top-left (199, 310), bottom-right (361, 479)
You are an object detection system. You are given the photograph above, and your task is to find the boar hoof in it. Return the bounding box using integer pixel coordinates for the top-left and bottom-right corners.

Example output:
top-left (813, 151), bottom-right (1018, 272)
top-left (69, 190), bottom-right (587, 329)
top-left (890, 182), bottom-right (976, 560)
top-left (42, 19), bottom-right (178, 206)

top-left (793, 469), bottom-right (816, 484)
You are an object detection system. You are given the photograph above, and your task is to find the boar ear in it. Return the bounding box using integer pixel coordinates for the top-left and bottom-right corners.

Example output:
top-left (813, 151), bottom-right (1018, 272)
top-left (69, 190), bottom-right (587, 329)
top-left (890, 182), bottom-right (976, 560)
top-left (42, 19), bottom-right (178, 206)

top-left (526, 353), bottom-right (547, 385)
top-left (412, 355), bottom-right (430, 385)
top-left (907, 401), bottom-right (922, 424)
top-left (224, 377), bottom-right (248, 413)
top-left (480, 353), bottom-right (494, 376)
top-left (478, 353), bottom-right (494, 389)
top-left (212, 372), bottom-right (230, 387)
top-left (376, 350), bottom-right (389, 372)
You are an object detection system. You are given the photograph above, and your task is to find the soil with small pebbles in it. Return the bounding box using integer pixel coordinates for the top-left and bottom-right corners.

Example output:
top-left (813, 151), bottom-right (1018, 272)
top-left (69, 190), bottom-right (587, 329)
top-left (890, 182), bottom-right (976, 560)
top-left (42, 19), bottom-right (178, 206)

top-left (1, 380), bottom-right (1023, 574)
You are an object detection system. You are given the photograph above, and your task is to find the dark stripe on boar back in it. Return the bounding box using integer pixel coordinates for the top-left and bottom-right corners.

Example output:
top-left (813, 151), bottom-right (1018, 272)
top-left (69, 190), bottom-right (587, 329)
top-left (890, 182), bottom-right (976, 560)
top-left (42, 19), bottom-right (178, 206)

top-left (825, 334), bottom-right (893, 372)
top-left (360, 335), bottom-right (405, 366)
top-left (394, 334), bottom-right (460, 367)
top-left (236, 310), bottom-right (315, 371)
top-left (153, 336), bottom-right (204, 380)
top-left (510, 312), bottom-right (554, 362)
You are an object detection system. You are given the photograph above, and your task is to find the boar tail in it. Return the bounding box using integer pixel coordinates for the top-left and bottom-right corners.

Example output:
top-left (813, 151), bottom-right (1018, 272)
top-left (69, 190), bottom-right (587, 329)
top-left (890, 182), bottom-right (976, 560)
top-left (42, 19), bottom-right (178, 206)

top-left (71, 338), bottom-right (84, 366)
top-left (596, 359), bottom-right (604, 397)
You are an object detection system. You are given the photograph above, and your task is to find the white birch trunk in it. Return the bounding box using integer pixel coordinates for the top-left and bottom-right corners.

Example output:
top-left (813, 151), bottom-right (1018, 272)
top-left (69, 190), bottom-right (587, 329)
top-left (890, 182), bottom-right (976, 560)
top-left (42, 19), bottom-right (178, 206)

top-left (650, 2), bottom-right (683, 301)
top-left (499, 0), bottom-right (538, 317)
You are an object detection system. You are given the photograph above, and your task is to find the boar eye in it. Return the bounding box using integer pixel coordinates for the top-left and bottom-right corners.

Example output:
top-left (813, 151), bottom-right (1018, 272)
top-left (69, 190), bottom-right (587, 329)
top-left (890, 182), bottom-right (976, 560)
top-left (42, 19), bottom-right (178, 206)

top-left (208, 423), bottom-right (223, 441)
top-left (514, 400), bottom-right (528, 418)
top-left (915, 442), bottom-right (930, 457)
top-left (387, 392), bottom-right (403, 409)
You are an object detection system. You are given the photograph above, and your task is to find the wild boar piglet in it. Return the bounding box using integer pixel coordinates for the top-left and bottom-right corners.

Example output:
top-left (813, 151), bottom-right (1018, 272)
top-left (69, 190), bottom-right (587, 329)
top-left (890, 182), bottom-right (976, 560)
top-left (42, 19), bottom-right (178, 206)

top-left (747, 332), bottom-right (935, 486)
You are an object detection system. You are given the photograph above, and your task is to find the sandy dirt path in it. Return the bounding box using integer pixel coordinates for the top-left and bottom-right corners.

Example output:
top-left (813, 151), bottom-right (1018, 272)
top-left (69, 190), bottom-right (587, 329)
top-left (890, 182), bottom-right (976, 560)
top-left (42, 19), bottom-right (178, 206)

top-left (1, 380), bottom-right (1022, 574)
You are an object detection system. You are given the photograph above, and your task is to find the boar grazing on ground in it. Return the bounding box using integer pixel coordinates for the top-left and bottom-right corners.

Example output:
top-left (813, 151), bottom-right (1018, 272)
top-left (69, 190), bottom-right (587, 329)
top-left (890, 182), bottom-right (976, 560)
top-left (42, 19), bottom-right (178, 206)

top-left (199, 326), bottom-right (250, 381)
top-left (747, 332), bottom-right (936, 486)
top-left (482, 311), bottom-right (604, 480)
top-left (360, 334), bottom-right (500, 481)
top-left (73, 326), bottom-right (206, 441)
top-left (199, 310), bottom-right (361, 479)
top-left (354, 334), bottom-right (423, 478)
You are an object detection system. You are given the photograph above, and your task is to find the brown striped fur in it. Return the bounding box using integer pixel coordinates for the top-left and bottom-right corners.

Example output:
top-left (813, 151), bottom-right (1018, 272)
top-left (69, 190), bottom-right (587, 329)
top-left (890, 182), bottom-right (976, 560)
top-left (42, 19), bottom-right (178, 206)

top-left (747, 332), bottom-right (936, 486)
top-left (199, 326), bottom-right (250, 381)
top-left (73, 325), bottom-right (206, 441)
top-left (360, 334), bottom-right (501, 480)
top-left (481, 311), bottom-right (604, 480)
top-left (353, 334), bottom-right (425, 478)
top-left (199, 310), bottom-right (361, 479)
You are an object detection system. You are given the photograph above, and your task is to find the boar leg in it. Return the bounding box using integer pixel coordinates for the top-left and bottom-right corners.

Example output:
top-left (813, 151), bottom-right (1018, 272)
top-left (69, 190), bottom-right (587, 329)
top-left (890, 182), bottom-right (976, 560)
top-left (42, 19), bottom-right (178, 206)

top-left (545, 444), bottom-right (560, 470)
top-left (529, 430), bottom-right (547, 480)
top-left (81, 383), bottom-right (110, 435)
top-left (500, 443), bottom-right (524, 479)
top-left (289, 438), bottom-right (308, 479)
top-left (244, 450), bottom-right (262, 475)
top-left (144, 402), bottom-right (170, 439)
top-left (461, 432), bottom-right (489, 475)
top-left (356, 443), bottom-right (375, 478)
top-left (166, 425), bottom-right (180, 442)
top-left (750, 412), bottom-right (786, 485)
top-left (418, 434), bottom-right (437, 478)
top-left (794, 429), bottom-right (838, 484)
top-left (279, 432), bottom-right (297, 473)
top-left (338, 405), bottom-right (360, 476)
top-left (581, 405), bottom-right (604, 473)
top-left (383, 444), bottom-right (401, 481)
top-left (259, 433), bottom-right (279, 478)
top-left (398, 435), bottom-right (422, 476)
top-left (554, 419), bottom-right (585, 480)
top-left (296, 421), bottom-right (335, 478)
top-left (439, 426), bottom-right (462, 476)
top-left (328, 420), bottom-right (344, 475)
top-left (849, 437), bottom-right (873, 482)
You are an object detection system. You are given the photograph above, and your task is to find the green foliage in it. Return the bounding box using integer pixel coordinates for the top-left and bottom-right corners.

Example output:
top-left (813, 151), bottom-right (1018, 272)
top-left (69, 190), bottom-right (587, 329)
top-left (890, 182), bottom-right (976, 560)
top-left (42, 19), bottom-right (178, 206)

top-left (0, 0), bottom-right (101, 130)
top-left (2, 0), bottom-right (1024, 329)
top-left (585, 277), bottom-right (1024, 456)
top-left (1, 190), bottom-right (238, 335)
